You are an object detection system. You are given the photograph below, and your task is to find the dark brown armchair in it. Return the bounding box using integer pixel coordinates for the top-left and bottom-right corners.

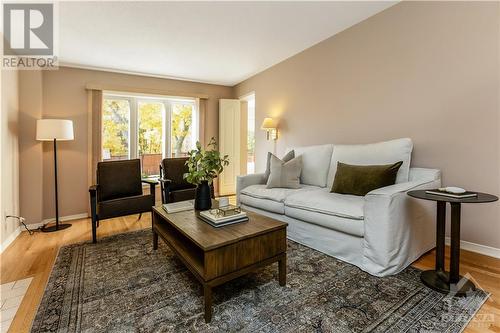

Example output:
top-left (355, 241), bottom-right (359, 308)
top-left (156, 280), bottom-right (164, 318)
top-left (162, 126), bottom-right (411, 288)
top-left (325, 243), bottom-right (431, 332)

top-left (159, 157), bottom-right (196, 203)
top-left (159, 157), bottom-right (215, 204)
top-left (89, 159), bottom-right (157, 243)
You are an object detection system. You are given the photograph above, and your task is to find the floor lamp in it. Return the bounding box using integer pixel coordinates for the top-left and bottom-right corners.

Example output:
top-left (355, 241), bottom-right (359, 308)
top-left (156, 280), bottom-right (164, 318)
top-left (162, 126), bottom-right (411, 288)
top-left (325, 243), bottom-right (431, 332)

top-left (36, 119), bottom-right (74, 232)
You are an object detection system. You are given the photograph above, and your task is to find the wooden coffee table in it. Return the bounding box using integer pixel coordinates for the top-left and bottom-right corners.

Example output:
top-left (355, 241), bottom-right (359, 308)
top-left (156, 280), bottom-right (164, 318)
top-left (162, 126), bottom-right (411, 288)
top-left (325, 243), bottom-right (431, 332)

top-left (151, 205), bottom-right (288, 323)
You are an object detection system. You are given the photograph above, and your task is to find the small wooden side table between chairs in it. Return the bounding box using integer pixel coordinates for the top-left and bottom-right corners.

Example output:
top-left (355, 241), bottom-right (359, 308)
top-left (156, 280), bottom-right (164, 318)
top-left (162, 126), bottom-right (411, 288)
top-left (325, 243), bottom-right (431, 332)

top-left (407, 190), bottom-right (498, 296)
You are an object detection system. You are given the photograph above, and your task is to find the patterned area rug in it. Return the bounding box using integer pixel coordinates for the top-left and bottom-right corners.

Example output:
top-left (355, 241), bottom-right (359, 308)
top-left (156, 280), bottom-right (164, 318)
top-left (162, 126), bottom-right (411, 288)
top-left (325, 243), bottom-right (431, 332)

top-left (31, 230), bottom-right (488, 332)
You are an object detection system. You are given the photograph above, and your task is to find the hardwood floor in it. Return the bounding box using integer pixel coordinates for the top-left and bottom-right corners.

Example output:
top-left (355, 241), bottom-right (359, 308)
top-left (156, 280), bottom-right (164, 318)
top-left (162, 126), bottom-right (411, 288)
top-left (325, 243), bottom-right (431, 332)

top-left (1, 214), bottom-right (499, 332)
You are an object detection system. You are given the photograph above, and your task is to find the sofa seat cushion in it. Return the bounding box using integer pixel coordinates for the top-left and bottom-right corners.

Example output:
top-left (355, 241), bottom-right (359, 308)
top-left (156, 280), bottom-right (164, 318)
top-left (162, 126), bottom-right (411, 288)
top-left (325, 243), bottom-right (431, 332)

top-left (285, 189), bottom-right (364, 220)
top-left (240, 184), bottom-right (319, 215)
top-left (240, 194), bottom-right (286, 214)
top-left (240, 184), bottom-right (318, 203)
top-left (98, 194), bottom-right (154, 220)
top-left (285, 206), bottom-right (364, 237)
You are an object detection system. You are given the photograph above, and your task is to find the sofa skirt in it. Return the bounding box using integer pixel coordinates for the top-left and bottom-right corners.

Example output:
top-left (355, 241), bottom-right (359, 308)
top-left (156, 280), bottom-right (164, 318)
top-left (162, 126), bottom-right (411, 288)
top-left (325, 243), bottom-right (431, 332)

top-left (241, 204), bottom-right (365, 271)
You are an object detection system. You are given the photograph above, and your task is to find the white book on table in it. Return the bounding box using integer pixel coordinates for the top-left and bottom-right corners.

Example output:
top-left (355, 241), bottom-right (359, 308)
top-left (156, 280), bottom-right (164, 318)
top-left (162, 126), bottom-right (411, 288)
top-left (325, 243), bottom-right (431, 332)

top-left (162, 200), bottom-right (194, 213)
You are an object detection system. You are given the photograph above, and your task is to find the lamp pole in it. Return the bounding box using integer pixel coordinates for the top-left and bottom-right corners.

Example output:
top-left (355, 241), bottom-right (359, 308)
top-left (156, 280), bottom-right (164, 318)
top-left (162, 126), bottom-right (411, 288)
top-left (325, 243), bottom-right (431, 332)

top-left (53, 138), bottom-right (59, 227)
top-left (41, 138), bottom-right (72, 232)
top-left (36, 119), bottom-right (74, 232)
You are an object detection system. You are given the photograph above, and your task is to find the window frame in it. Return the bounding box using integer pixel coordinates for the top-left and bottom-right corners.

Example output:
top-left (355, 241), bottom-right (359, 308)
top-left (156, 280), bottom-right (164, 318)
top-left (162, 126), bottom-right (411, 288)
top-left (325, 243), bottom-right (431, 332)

top-left (102, 92), bottom-right (197, 172)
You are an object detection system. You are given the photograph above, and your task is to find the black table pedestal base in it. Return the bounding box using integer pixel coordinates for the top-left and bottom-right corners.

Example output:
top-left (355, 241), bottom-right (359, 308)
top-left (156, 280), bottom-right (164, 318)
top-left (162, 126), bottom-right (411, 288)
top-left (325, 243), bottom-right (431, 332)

top-left (41, 223), bottom-right (72, 232)
top-left (421, 270), bottom-right (475, 296)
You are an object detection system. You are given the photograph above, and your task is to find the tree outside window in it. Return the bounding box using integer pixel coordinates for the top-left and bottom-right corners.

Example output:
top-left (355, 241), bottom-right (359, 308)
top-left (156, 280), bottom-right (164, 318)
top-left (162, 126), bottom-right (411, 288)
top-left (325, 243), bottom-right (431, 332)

top-left (102, 99), bottom-right (130, 160)
top-left (171, 103), bottom-right (193, 156)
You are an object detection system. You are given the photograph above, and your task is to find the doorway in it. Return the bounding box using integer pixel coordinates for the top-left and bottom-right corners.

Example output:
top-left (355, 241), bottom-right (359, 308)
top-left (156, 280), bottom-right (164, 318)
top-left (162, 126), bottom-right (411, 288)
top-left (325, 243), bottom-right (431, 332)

top-left (241, 93), bottom-right (255, 174)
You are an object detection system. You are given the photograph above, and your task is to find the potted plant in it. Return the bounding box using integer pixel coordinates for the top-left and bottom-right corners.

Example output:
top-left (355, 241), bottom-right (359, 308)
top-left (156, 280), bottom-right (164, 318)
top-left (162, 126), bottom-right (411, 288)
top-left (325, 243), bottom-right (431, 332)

top-left (184, 137), bottom-right (229, 210)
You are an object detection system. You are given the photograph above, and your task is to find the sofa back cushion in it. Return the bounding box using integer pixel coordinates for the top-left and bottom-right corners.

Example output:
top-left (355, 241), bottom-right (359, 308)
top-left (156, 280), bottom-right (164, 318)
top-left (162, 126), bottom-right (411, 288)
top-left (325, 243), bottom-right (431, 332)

top-left (326, 138), bottom-right (413, 188)
top-left (289, 144), bottom-right (334, 187)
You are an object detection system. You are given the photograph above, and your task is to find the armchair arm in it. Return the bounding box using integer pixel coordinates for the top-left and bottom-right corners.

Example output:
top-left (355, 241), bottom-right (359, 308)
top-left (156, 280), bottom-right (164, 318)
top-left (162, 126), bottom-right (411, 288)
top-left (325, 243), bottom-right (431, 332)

top-left (142, 179), bottom-right (157, 203)
top-left (158, 178), bottom-right (172, 185)
top-left (142, 178), bottom-right (158, 185)
top-left (362, 176), bottom-right (441, 276)
top-left (236, 173), bottom-right (266, 204)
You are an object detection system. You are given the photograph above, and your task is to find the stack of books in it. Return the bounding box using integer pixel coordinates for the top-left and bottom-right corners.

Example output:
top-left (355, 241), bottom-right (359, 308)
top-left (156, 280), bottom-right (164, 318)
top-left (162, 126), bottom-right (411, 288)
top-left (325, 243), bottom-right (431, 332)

top-left (425, 189), bottom-right (477, 199)
top-left (199, 209), bottom-right (249, 228)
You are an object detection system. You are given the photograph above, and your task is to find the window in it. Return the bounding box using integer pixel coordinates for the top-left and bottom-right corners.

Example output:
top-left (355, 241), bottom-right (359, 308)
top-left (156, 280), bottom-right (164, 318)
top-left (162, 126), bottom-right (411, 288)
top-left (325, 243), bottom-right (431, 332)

top-left (102, 93), bottom-right (198, 177)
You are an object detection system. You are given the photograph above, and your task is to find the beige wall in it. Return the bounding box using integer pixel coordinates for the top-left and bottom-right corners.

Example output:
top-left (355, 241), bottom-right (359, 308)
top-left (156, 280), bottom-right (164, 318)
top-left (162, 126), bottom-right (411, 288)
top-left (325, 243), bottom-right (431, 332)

top-left (234, 2), bottom-right (500, 248)
top-left (1, 70), bottom-right (20, 245)
top-left (19, 70), bottom-right (44, 227)
top-left (20, 67), bottom-right (233, 222)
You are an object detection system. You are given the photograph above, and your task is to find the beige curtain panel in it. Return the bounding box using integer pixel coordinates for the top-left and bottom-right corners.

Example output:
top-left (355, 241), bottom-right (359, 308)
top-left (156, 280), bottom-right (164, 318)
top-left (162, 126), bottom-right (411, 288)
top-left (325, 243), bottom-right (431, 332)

top-left (198, 98), bottom-right (208, 147)
top-left (90, 89), bottom-right (103, 184)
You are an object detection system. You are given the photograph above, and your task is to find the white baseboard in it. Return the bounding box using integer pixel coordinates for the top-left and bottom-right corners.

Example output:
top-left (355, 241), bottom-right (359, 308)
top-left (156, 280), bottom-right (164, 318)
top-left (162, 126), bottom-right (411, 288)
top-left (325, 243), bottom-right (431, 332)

top-left (0, 226), bottom-right (21, 254)
top-left (445, 237), bottom-right (500, 259)
top-left (26, 213), bottom-right (89, 229)
top-left (1, 213), bottom-right (89, 253)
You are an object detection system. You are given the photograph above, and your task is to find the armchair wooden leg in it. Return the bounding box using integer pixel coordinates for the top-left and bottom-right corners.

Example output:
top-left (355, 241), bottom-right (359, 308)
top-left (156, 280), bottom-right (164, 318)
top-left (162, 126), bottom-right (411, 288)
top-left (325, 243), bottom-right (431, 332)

top-left (138, 213), bottom-right (142, 220)
top-left (92, 217), bottom-right (97, 243)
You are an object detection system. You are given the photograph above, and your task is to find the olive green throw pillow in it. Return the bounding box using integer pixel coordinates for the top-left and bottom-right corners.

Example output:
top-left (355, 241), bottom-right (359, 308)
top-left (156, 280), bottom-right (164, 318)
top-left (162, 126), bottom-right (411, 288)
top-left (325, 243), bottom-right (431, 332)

top-left (331, 161), bottom-right (403, 196)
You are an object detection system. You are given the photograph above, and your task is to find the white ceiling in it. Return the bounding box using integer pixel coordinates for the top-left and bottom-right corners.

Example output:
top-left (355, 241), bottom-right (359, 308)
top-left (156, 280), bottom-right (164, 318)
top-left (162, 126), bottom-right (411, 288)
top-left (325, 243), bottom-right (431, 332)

top-left (59, 1), bottom-right (395, 86)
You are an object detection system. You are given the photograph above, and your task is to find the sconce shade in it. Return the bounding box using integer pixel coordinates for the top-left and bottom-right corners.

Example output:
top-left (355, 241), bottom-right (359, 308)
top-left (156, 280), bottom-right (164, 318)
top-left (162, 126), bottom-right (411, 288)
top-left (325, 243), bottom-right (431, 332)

top-left (261, 117), bottom-right (277, 129)
top-left (36, 119), bottom-right (74, 141)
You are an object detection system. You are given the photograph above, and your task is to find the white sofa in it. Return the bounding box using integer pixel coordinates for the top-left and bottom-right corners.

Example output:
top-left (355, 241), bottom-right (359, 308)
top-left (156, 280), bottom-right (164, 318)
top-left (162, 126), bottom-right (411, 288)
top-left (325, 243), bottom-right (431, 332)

top-left (236, 138), bottom-right (441, 277)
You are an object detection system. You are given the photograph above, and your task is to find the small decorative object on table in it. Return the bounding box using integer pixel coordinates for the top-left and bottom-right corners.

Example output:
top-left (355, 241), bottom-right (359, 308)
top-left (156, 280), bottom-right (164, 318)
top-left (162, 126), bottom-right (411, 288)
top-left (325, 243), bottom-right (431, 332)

top-left (212, 204), bottom-right (242, 217)
top-left (217, 196), bottom-right (230, 207)
top-left (199, 205), bottom-right (248, 227)
top-left (426, 186), bottom-right (478, 199)
top-left (184, 138), bottom-right (229, 211)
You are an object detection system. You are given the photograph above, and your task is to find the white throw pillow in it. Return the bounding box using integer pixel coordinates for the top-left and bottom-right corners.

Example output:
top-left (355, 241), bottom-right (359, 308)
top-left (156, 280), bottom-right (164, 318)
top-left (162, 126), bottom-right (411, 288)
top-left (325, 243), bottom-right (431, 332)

top-left (291, 144), bottom-right (334, 187)
top-left (266, 155), bottom-right (302, 189)
top-left (326, 138), bottom-right (413, 188)
top-left (264, 150), bottom-right (295, 182)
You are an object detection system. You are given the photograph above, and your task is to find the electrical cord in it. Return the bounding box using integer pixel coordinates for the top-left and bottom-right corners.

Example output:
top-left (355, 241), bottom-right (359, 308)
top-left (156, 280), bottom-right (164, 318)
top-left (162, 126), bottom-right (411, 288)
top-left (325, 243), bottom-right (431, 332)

top-left (6, 215), bottom-right (36, 235)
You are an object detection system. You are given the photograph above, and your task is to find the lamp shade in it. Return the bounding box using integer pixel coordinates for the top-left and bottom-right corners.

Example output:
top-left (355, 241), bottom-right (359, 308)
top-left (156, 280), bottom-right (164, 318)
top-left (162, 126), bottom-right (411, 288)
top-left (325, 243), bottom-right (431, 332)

top-left (261, 117), bottom-right (276, 129)
top-left (36, 119), bottom-right (74, 141)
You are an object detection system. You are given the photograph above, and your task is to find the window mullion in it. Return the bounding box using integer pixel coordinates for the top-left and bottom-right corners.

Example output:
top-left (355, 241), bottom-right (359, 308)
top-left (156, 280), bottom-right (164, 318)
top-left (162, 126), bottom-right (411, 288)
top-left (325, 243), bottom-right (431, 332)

top-left (165, 101), bottom-right (172, 158)
top-left (129, 97), bottom-right (138, 159)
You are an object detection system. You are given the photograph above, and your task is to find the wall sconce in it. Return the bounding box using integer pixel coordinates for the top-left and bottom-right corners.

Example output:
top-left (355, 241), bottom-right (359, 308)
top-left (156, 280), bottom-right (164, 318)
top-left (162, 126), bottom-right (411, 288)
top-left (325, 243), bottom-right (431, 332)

top-left (261, 117), bottom-right (278, 140)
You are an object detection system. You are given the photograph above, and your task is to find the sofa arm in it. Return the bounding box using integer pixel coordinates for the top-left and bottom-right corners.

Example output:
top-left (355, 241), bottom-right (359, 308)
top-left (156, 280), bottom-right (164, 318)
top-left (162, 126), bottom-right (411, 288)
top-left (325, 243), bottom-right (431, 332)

top-left (362, 177), bottom-right (441, 276)
top-left (409, 167), bottom-right (441, 182)
top-left (366, 179), bottom-right (437, 197)
top-left (236, 173), bottom-right (266, 204)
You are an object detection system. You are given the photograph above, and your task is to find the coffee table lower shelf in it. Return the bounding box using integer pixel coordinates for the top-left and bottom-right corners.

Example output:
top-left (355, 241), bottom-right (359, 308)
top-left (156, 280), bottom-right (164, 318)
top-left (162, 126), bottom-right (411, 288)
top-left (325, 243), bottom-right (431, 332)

top-left (152, 209), bottom-right (287, 323)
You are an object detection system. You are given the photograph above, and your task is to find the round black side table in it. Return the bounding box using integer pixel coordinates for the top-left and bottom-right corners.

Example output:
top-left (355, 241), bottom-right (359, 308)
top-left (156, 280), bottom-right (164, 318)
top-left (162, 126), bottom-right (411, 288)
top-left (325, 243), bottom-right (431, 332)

top-left (407, 190), bottom-right (498, 296)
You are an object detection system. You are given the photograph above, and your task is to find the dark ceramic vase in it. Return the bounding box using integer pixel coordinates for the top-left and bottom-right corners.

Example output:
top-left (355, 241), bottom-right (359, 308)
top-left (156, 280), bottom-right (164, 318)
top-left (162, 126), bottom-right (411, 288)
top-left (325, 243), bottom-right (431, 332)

top-left (195, 180), bottom-right (212, 211)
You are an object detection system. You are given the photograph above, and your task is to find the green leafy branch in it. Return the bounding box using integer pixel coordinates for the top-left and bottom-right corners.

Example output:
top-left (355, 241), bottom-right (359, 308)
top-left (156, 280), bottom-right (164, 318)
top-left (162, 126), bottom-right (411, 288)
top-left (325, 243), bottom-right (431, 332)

top-left (184, 137), bottom-right (230, 185)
